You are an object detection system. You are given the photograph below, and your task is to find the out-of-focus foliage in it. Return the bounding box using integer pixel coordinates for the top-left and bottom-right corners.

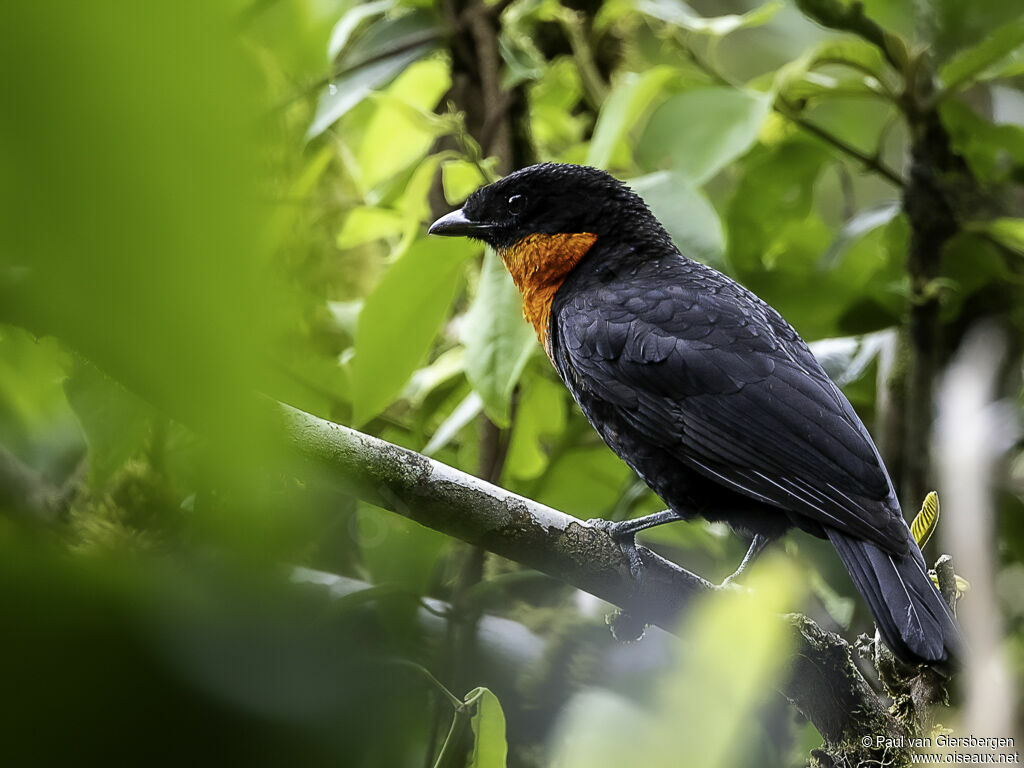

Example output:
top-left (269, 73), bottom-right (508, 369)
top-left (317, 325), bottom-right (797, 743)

top-left (0, 0), bottom-right (1022, 765)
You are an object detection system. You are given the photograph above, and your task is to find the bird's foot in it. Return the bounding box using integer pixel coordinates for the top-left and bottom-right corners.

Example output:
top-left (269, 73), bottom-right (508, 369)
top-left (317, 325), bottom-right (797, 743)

top-left (587, 518), bottom-right (647, 584)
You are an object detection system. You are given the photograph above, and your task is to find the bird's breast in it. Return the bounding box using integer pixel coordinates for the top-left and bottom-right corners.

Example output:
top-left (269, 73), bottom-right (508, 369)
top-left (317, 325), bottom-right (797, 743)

top-left (497, 232), bottom-right (598, 356)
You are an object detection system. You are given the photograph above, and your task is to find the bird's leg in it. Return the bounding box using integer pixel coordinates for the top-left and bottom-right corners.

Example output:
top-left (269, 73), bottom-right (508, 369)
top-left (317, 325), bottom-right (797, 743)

top-left (718, 533), bottom-right (771, 588)
top-left (586, 510), bottom-right (682, 582)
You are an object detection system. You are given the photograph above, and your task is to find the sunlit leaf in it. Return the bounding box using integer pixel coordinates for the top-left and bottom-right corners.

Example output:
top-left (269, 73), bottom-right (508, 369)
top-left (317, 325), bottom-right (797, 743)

top-left (939, 15), bottom-right (1024, 92)
top-left (463, 249), bottom-right (535, 428)
top-left (638, 88), bottom-right (772, 184)
top-left (442, 159), bottom-right (490, 204)
top-left (354, 57), bottom-right (451, 191)
top-left (350, 237), bottom-right (478, 424)
top-left (468, 687), bottom-right (508, 768)
top-left (586, 67), bottom-right (676, 169)
top-left (337, 207), bottom-right (405, 249)
top-left (965, 217), bottom-right (1024, 255)
top-left (634, 0), bottom-right (782, 36)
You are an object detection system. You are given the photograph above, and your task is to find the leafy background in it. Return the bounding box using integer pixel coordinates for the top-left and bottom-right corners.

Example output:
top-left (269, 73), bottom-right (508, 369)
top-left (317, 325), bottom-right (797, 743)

top-left (0, 0), bottom-right (1022, 765)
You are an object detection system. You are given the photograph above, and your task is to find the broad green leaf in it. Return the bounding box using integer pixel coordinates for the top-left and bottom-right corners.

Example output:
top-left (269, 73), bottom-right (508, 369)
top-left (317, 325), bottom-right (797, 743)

top-left (337, 207), bottom-right (405, 249)
top-left (505, 374), bottom-right (566, 480)
top-left (468, 687), bottom-right (508, 768)
top-left (965, 217), bottom-right (1024, 255)
top-left (529, 57), bottom-right (587, 158)
top-left (354, 57), bottom-right (451, 191)
top-left (355, 501), bottom-right (449, 593)
top-left (306, 44), bottom-right (431, 140)
top-left (462, 249), bottom-right (535, 427)
top-left (64, 359), bottom-right (155, 486)
top-left (941, 99), bottom-right (1024, 184)
top-left (441, 159), bottom-right (490, 204)
top-left (586, 67), bottom-right (676, 169)
top-left (725, 138), bottom-right (830, 273)
top-left (629, 171), bottom-right (725, 266)
top-left (637, 88), bottom-right (772, 184)
top-left (327, 0), bottom-right (396, 61)
top-left (350, 236), bottom-right (478, 424)
top-left (939, 16), bottom-right (1024, 92)
top-left (403, 347), bottom-right (465, 407)
top-left (634, 0), bottom-right (782, 36)
top-left (773, 38), bottom-right (890, 104)
top-left (551, 559), bottom-right (801, 768)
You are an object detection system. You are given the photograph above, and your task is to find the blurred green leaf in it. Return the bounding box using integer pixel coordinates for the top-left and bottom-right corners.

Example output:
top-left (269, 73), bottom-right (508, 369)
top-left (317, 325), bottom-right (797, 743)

top-left (468, 687), bottom-right (508, 768)
top-left (726, 138), bottom-right (830, 273)
top-left (964, 218), bottom-right (1024, 256)
top-left (423, 391), bottom-right (483, 456)
top-left (355, 57), bottom-right (451, 191)
top-left (629, 171), bottom-right (726, 266)
top-left (337, 207), bottom-right (406, 249)
top-left (586, 67), bottom-right (676, 169)
top-left (442, 160), bottom-right (490, 205)
top-left (64, 360), bottom-right (155, 487)
top-left (941, 99), bottom-right (1024, 184)
top-left (505, 374), bottom-right (566, 481)
top-left (638, 88), bottom-right (772, 184)
top-left (634, 0), bottom-right (782, 36)
top-left (939, 15), bottom-right (1024, 93)
top-left (307, 45), bottom-right (432, 141)
top-left (327, 0), bottom-right (397, 61)
top-left (0, 1), bottom-right (279, 450)
top-left (351, 237), bottom-right (477, 425)
top-left (462, 250), bottom-right (536, 428)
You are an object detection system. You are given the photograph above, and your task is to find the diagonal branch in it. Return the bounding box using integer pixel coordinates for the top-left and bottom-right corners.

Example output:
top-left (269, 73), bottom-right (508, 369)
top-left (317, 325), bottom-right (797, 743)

top-left (276, 401), bottom-right (911, 761)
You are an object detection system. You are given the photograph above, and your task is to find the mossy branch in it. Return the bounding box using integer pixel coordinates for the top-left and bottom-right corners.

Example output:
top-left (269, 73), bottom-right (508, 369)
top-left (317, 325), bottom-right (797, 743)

top-left (277, 401), bottom-right (948, 765)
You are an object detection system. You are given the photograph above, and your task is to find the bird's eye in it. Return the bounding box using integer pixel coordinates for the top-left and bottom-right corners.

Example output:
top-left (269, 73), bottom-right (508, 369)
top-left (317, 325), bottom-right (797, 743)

top-left (507, 194), bottom-right (526, 215)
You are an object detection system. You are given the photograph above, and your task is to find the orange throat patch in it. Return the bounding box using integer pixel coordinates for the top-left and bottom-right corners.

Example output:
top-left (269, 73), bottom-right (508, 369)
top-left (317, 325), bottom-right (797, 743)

top-left (497, 232), bottom-right (598, 355)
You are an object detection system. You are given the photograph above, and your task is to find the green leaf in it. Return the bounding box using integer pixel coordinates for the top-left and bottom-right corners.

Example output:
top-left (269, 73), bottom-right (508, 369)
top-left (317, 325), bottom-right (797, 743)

top-left (337, 207), bottom-right (405, 249)
top-left (637, 88), bottom-right (772, 184)
top-left (505, 374), bottom-right (566, 480)
top-left (939, 15), bottom-right (1024, 92)
top-left (629, 171), bottom-right (725, 266)
top-left (965, 217), bottom-right (1024, 255)
top-left (468, 687), bottom-right (508, 768)
top-left (634, 0), bottom-right (782, 35)
top-left (327, 0), bottom-right (396, 61)
top-left (462, 249), bottom-right (535, 428)
top-left (64, 359), bottom-right (155, 486)
top-left (725, 138), bottom-right (830, 273)
top-left (423, 391), bottom-right (483, 456)
top-left (441, 159), bottom-right (489, 205)
top-left (585, 67), bottom-right (676, 169)
top-left (306, 44), bottom-right (431, 141)
top-left (354, 57), bottom-right (451, 191)
top-left (350, 237), bottom-right (478, 424)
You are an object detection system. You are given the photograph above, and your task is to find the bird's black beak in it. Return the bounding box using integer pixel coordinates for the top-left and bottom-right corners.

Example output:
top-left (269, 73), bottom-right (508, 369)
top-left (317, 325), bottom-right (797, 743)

top-left (428, 208), bottom-right (495, 238)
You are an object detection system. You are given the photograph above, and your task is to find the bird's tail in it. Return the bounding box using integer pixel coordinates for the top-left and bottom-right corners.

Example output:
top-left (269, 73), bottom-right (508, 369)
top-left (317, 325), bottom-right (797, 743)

top-left (825, 527), bottom-right (962, 666)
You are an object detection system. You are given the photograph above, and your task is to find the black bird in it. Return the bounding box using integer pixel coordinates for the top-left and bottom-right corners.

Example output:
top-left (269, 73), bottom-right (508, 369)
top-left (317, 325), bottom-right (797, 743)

top-left (429, 162), bottom-right (961, 666)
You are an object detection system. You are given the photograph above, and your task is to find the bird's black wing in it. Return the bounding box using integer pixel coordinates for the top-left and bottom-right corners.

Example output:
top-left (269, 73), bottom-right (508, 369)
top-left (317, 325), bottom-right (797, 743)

top-left (553, 256), bottom-right (906, 552)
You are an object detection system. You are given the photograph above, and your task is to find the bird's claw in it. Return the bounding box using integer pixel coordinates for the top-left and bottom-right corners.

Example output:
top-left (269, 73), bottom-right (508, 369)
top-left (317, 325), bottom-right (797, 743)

top-left (587, 518), bottom-right (646, 584)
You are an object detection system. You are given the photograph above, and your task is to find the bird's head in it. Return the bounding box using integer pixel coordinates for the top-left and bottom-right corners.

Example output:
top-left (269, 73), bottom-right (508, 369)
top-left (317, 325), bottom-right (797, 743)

top-left (428, 162), bottom-right (658, 250)
top-left (428, 163), bottom-right (669, 352)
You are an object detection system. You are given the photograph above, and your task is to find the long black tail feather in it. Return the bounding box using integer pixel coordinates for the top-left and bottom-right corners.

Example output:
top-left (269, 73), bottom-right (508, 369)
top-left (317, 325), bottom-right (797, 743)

top-left (826, 528), bottom-right (962, 666)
